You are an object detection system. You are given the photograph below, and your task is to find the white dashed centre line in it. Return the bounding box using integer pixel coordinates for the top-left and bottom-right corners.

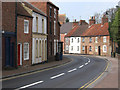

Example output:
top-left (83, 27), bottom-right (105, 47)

top-left (79, 65), bottom-right (84, 68)
top-left (85, 63), bottom-right (88, 65)
top-left (16, 80), bottom-right (44, 90)
top-left (68, 68), bottom-right (77, 73)
top-left (50, 73), bottom-right (65, 79)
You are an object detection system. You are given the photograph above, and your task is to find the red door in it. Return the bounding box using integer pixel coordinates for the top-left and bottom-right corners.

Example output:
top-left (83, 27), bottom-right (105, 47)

top-left (18, 44), bottom-right (20, 66)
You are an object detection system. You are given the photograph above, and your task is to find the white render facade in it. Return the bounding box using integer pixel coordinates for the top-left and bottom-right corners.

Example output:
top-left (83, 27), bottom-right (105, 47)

top-left (69, 37), bottom-right (81, 54)
top-left (32, 12), bottom-right (47, 64)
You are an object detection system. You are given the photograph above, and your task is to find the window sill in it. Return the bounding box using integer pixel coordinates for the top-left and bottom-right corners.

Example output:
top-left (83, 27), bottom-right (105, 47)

top-left (24, 58), bottom-right (29, 60)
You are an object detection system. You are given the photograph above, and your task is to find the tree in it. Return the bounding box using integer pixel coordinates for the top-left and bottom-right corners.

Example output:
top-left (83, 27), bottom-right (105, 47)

top-left (94, 12), bottom-right (101, 24)
top-left (66, 17), bottom-right (69, 23)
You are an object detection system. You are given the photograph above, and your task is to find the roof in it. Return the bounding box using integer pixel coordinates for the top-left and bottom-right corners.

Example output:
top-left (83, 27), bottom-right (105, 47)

top-left (65, 25), bottom-right (89, 37)
top-left (17, 2), bottom-right (33, 18)
top-left (23, 1), bottom-right (47, 17)
top-left (81, 22), bottom-right (109, 37)
top-left (60, 22), bottom-right (73, 34)
top-left (65, 20), bottom-right (88, 37)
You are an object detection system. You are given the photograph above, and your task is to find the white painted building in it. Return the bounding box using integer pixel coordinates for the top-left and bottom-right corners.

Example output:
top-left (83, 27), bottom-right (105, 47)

top-left (32, 12), bottom-right (47, 64)
top-left (69, 37), bottom-right (81, 54)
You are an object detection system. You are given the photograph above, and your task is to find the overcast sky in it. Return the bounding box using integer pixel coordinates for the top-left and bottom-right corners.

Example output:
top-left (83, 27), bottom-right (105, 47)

top-left (51, 0), bottom-right (119, 22)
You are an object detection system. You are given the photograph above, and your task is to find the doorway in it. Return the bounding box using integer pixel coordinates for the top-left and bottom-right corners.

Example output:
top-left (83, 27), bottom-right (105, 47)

top-left (98, 46), bottom-right (101, 55)
top-left (18, 43), bottom-right (22, 66)
top-left (85, 46), bottom-right (87, 54)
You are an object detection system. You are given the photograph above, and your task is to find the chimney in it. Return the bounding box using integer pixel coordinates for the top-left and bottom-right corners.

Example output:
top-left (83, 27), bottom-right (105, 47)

top-left (102, 15), bottom-right (108, 25)
top-left (89, 16), bottom-right (95, 26)
top-left (75, 19), bottom-right (76, 22)
top-left (79, 20), bottom-right (85, 25)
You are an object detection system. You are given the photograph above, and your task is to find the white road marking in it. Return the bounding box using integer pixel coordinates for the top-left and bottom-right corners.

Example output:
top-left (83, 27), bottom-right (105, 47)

top-left (68, 68), bottom-right (77, 73)
top-left (88, 58), bottom-right (91, 63)
top-left (85, 63), bottom-right (88, 65)
top-left (16, 80), bottom-right (44, 90)
top-left (79, 65), bottom-right (84, 68)
top-left (50, 73), bottom-right (65, 79)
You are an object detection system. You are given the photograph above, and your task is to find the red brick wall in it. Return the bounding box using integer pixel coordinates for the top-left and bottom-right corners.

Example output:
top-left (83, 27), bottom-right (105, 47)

top-left (60, 34), bottom-right (65, 52)
top-left (2, 2), bottom-right (16, 32)
top-left (17, 16), bottom-right (32, 67)
top-left (81, 36), bottom-right (111, 56)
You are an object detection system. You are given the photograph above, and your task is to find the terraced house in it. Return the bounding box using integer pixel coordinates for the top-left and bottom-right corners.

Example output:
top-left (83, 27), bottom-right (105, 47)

top-left (81, 15), bottom-right (111, 56)
top-left (29, 1), bottom-right (60, 61)
top-left (23, 2), bottom-right (47, 64)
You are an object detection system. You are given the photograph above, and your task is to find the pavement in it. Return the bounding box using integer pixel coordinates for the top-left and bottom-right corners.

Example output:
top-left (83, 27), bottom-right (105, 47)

top-left (91, 55), bottom-right (118, 88)
top-left (2, 56), bottom-right (72, 79)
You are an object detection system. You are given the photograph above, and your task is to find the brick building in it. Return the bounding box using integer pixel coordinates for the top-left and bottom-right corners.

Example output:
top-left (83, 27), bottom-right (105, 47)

top-left (29, 1), bottom-right (60, 61)
top-left (17, 2), bottom-right (33, 67)
top-left (81, 16), bottom-right (111, 56)
top-left (59, 14), bottom-right (66, 25)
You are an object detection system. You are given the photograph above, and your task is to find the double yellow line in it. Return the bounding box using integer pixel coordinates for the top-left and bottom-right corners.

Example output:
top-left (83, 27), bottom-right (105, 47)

top-left (78, 59), bottom-right (109, 89)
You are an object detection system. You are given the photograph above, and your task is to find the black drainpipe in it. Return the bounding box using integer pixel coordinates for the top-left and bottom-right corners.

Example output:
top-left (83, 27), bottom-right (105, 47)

top-left (15, 1), bottom-right (17, 68)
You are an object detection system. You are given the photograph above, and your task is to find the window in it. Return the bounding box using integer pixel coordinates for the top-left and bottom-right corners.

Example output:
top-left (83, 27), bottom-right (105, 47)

top-left (42, 19), bottom-right (44, 33)
top-left (39, 40), bottom-right (41, 57)
top-left (24, 43), bottom-right (29, 60)
top-left (103, 45), bottom-right (107, 53)
top-left (54, 21), bottom-right (56, 35)
top-left (95, 37), bottom-right (98, 43)
top-left (36, 40), bottom-right (38, 58)
top-left (49, 6), bottom-right (52, 17)
top-left (71, 38), bottom-right (73, 43)
top-left (89, 46), bottom-right (92, 51)
top-left (82, 37), bottom-right (85, 43)
top-left (50, 21), bottom-right (52, 34)
top-left (82, 46), bottom-right (85, 51)
top-left (66, 38), bottom-right (69, 43)
top-left (54, 40), bottom-right (56, 55)
top-left (24, 20), bottom-right (29, 33)
top-left (77, 46), bottom-right (79, 51)
top-left (77, 38), bottom-right (79, 43)
top-left (66, 45), bottom-right (69, 50)
top-left (36, 17), bottom-right (38, 32)
top-left (54, 9), bottom-right (56, 18)
top-left (71, 46), bottom-right (73, 51)
top-left (89, 37), bottom-right (92, 43)
top-left (103, 36), bottom-right (106, 43)
top-left (95, 46), bottom-right (98, 52)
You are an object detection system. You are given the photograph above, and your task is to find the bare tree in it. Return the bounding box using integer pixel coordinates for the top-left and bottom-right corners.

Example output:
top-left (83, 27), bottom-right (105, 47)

top-left (94, 12), bottom-right (101, 24)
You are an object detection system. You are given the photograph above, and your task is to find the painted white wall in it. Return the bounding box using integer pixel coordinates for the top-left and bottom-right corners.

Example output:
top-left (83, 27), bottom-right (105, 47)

top-left (32, 12), bottom-right (47, 34)
top-left (69, 37), bottom-right (81, 54)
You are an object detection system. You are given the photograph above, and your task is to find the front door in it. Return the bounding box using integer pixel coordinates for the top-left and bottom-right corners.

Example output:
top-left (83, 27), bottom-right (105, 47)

top-left (98, 46), bottom-right (101, 55)
top-left (18, 44), bottom-right (22, 66)
top-left (85, 46), bottom-right (87, 54)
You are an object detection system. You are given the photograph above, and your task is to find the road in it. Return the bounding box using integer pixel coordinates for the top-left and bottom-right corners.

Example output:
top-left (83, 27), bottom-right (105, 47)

top-left (2, 55), bottom-right (107, 89)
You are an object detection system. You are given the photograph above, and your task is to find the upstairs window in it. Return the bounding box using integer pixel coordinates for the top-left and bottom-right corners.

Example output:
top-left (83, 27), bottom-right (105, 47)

top-left (54, 21), bottom-right (56, 35)
top-left (42, 18), bottom-right (44, 33)
top-left (95, 37), bottom-right (98, 43)
top-left (77, 38), bottom-right (80, 43)
top-left (82, 37), bottom-right (85, 43)
top-left (89, 37), bottom-right (92, 43)
top-left (71, 38), bottom-right (73, 43)
top-left (36, 17), bottom-right (38, 32)
top-left (49, 6), bottom-right (52, 17)
top-left (50, 20), bottom-right (52, 34)
top-left (103, 36), bottom-right (107, 43)
top-left (54, 9), bottom-right (56, 18)
top-left (24, 20), bottom-right (29, 33)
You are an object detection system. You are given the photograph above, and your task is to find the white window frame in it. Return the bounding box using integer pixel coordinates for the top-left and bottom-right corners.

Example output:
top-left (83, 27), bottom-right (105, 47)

top-left (95, 46), bottom-right (98, 52)
top-left (54, 8), bottom-right (56, 18)
top-left (71, 46), bottom-right (73, 51)
top-left (77, 38), bottom-right (79, 43)
top-left (103, 45), bottom-right (107, 53)
top-left (77, 46), bottom-right (79, 51)
top-left (24, 20), bottom-right (29, 34)
top-left (89, 46), bottom-right (92, 51)
top-left (24, 43), bottom-right (29, 60)
top-left (89, 37), bottom-right (92, 43)
top-left (95, 37), bottom-right (98, 43)
top-left (66, 45), bottom-right (69, 50)
top-left (82, 46), bottom-right (85, 51)
top-left (71, 38), bottom-right (73, 43)
top-left (82, 37), bottom-right (85, 43)
top-left (103, 36), bottom-right (107, 43)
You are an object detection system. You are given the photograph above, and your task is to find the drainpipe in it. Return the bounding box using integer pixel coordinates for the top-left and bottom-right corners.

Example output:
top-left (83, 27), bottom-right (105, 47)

top-left (15, 2), bottom-right (17, 68)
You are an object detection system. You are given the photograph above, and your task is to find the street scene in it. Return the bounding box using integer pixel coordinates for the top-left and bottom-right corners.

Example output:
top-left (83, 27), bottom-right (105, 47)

top-left (1, 0), bottom-right (120, 89)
